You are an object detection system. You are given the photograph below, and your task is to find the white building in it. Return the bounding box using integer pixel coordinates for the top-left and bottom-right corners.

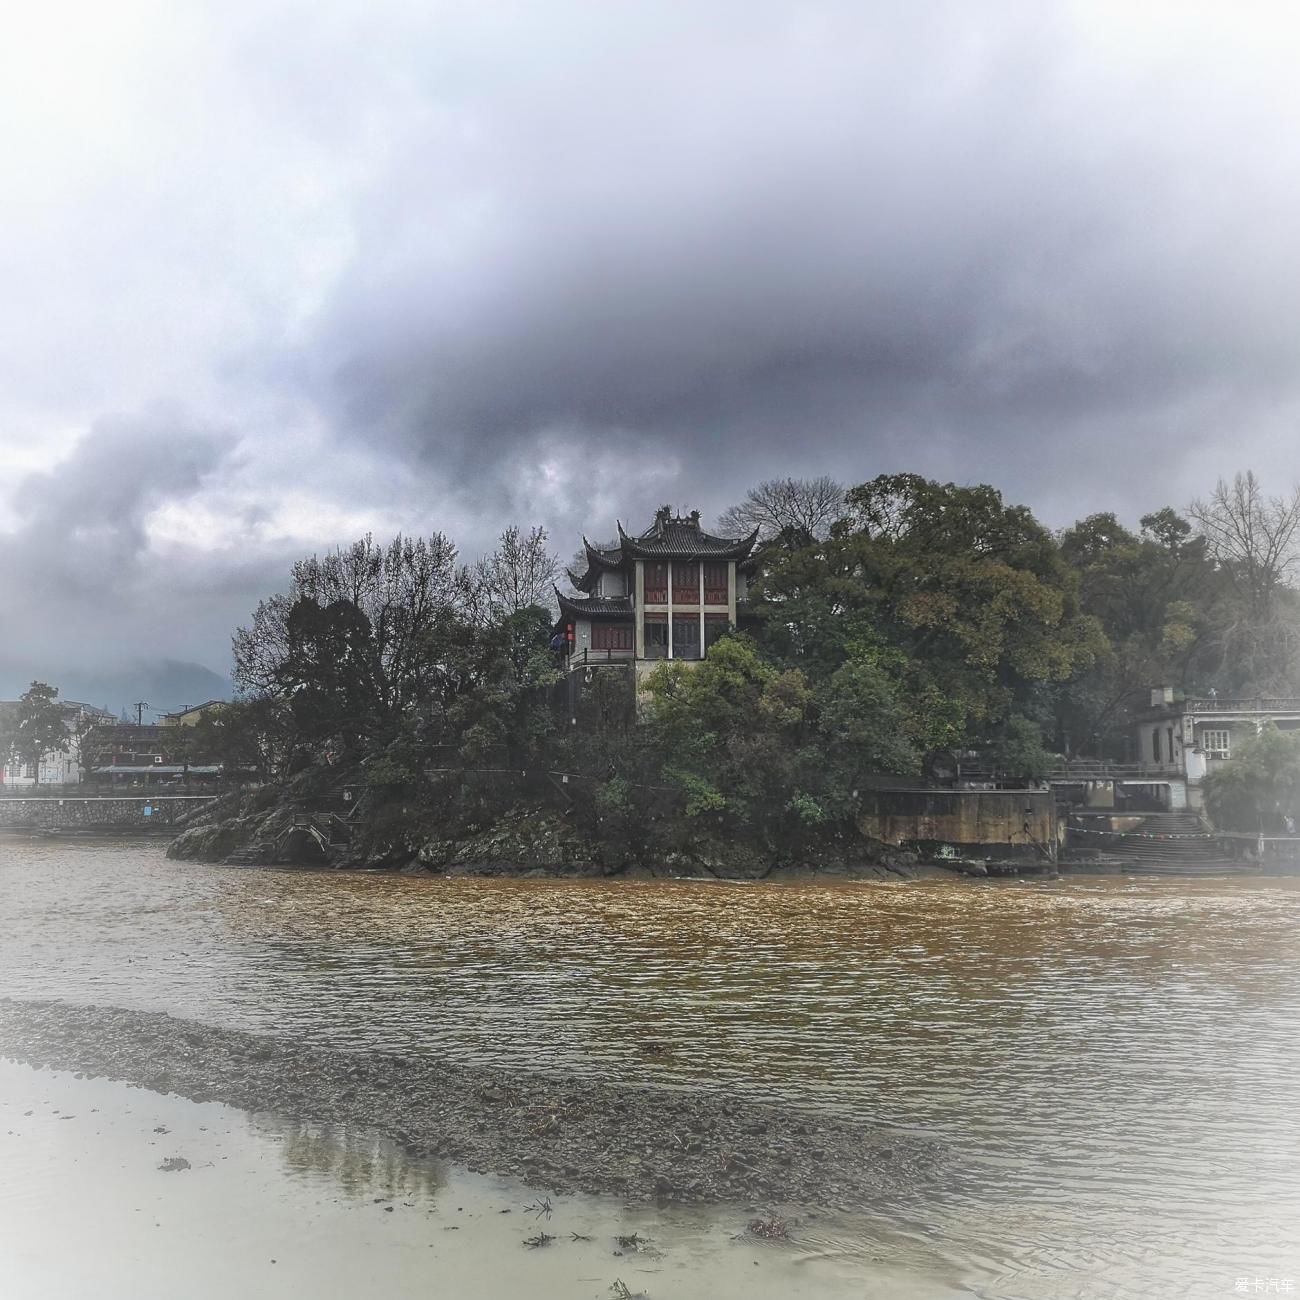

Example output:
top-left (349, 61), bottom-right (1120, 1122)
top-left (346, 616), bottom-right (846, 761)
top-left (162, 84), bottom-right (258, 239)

top-left (0, 700), bottom-right (117, 788)
top-left (1134, 686), bottom-right (1300, 806)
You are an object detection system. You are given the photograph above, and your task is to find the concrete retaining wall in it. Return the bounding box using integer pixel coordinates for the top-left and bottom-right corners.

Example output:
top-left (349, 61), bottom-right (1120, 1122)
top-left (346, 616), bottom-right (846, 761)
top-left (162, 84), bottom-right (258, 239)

top-left (0, 796), bottom-right (216, 830)
top-left (857, 787), bottom-right (1057, 863)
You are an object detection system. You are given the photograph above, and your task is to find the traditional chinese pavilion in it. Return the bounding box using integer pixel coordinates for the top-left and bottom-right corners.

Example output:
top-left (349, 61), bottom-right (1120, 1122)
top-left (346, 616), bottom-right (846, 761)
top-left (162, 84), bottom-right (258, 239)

top-left (556, 507), bottom-right (758, 671)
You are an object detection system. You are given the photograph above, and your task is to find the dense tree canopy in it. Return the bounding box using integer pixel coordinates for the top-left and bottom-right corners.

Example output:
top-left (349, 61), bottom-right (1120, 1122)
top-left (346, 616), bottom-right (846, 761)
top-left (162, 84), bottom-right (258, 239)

top-left (148, 464), bottom-right (1300, 855)
top-left (747, 474), bottom-right (1105, 752)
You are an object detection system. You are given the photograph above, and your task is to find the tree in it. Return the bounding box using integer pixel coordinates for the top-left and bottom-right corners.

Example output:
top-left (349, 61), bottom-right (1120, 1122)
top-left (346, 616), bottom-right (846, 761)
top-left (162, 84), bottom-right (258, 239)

top-left (815, 656), bottom-right (922, 786)
top-left (233, 532), bottom-right (464, 727)
top-left (641, 636), bottom-right (820, 839)
top-left (1054, 507), bottom-right (1218, 755)
top-left (274, 597), bottom-right (384, 747)
top-left (165, 699), bottom-right (288, 782)
top-left (1203, 723), bottom-right (1300, 833)
top-left (750, 475), bottom-right (1104, 752)
top-left (717, 476), bottom-right (846, 544)
top-left (469, 525), bottom-right (560, 622)
top-left (3, 682), bottom-right (70, 785)
top-left (987, 715), bottom-right (1055, 780)
top-left (1189, 471), bottom-right (1300, 620)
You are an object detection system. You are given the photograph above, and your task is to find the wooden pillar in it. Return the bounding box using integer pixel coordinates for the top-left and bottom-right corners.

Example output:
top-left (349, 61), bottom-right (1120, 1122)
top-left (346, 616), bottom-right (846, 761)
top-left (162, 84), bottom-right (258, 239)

top-left (699, 563), bottom-right (705, 657)
top-left (634, 561), bottom-right (645, 659)
top-left (667, 561), bottom-right (674, 659)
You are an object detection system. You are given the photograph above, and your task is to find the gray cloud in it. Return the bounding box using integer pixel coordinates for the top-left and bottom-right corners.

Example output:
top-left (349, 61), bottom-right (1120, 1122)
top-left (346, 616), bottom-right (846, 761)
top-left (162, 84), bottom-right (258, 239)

top-left (301, 0), bottom-right (1300, 526)
top-left (0, 411), bottom-right (285, 687)
top-left (4, 1), bottom-right (1300, 679)
top-left (12, 410), bottom-right (230, 591)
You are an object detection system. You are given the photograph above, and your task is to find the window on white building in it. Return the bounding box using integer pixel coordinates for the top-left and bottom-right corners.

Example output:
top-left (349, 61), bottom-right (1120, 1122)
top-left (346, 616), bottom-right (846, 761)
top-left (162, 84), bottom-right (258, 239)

top-left (1202, 729), bottom-right (1231, 757)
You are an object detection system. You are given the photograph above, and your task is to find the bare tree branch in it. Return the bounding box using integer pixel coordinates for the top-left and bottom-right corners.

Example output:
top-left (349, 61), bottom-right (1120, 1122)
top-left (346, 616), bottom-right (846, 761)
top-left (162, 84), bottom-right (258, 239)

top-left (716, 476), bottom-right (846, 542)
top-left (1188, 470), bottom-right (1300, 618)
top-left (468, 525), bottom-right (560, 623)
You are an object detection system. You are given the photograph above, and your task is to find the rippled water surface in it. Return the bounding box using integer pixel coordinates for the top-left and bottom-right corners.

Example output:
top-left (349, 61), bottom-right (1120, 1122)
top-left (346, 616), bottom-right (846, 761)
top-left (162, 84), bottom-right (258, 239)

top-left (2, 835), bottom-right (1298, 1298)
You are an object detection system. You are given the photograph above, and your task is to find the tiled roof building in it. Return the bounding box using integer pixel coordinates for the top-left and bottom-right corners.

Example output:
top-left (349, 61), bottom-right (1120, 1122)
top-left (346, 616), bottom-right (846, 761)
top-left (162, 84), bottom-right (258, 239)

top-left (556, 506), bottom-right (758, 673)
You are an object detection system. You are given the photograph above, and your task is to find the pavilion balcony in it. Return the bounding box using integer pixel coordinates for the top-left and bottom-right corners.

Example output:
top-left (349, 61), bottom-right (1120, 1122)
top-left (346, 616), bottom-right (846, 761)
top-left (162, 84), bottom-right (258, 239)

top-left (567, 646), bottom-right (636, 667)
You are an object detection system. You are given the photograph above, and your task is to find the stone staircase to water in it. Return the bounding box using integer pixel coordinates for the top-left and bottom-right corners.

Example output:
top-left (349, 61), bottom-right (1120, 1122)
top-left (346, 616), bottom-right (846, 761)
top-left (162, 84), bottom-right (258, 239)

top-left (1112, 813), bottom-right (1246, 876)
top-left (222, 845), bottom-right (270, 866)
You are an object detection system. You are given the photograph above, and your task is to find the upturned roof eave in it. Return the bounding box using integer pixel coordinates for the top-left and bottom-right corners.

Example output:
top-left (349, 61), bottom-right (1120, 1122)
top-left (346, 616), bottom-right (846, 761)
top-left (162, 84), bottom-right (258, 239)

top-left (554, 587), bottom-right (636, 620)
top-left (615, 520), bottom-right (759, 560)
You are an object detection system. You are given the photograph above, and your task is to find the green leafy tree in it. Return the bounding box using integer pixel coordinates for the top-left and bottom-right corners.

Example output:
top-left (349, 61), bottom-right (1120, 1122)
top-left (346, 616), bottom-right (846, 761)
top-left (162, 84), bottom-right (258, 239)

top-left (816, 655), bottom-right (922, 789)
top-left (275, 596), bottom-right (385, 747)
top-left (641, 636), bottom-right (817, 840)
top-left (2, 682), bottom-right (70, 785)
top-left (640, 634), bottom-right (916, 845)
top-left (1055, 508), bottom-right (1218, 755)
top-left (987, 715), bottom-right (1055, 780)
top-left (1202, 724), bottom-right (1300, 833)
top-left (166, 699), bottom-right (287, 782)
top-left (750, 474), bottom-right (1103, 755)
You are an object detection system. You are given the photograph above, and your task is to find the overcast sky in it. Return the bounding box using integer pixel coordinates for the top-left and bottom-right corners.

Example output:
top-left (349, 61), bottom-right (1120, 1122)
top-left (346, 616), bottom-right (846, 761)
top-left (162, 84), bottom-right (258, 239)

top-left (3, 0), bottom-right (1300, 684)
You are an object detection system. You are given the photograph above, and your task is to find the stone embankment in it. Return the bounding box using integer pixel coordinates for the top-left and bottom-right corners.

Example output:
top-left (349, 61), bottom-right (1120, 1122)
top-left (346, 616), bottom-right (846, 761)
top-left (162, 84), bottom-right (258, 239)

top-left (0, 998), bottom-right (942, 1209)
top-left (0, 794), bottom-right (216, 832)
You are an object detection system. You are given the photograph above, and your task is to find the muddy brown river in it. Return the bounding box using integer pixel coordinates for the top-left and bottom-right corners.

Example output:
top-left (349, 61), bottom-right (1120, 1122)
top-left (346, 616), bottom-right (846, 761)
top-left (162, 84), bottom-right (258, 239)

top-left (1, 836), bottom-right (1298, 1298)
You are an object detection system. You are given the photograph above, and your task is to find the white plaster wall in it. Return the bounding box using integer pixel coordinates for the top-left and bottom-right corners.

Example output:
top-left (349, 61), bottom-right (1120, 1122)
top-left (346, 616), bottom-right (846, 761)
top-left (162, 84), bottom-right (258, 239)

top-left (3, 743), bottom-right (81, 786)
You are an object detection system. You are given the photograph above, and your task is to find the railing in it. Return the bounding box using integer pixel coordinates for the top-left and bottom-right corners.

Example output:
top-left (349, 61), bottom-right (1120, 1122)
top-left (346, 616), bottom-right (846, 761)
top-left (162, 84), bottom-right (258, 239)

top-left (566, 644), bottom-right (715, 667)
top-left (1183, 697), bottom-right (1300, 714)
top-left (568, 647), bottom-right (635, 666)
top-left (1047, 760), bottom-right (1176, 780)
top-left (291, 811), bottom-right (353, 846)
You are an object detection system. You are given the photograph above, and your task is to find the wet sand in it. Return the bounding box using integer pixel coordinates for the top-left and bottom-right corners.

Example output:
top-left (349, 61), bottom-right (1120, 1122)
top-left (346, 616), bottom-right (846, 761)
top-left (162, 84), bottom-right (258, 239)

top-left (0, 1060), bottom-right (967, 1300)
top-left (0, 998), bottom-right (941, 1210)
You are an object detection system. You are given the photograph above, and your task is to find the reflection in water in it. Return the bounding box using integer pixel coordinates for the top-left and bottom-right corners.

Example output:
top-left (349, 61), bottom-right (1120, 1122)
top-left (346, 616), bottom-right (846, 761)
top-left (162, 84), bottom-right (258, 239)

top-left (1, 836), bottom-right (1298, 1298)
top-left (4, 1062), bottom-right (939, 1300)
top-left (253, 1113), bottom-right (446, 1201)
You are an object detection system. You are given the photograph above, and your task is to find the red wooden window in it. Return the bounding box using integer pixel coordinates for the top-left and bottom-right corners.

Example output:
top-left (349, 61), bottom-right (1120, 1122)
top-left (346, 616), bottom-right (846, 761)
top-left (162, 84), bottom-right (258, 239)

top-left (644, 562), bottom-right (668, 603)
top-left (704, 613), bottom-right (730, 652)
top-left (591, 622), bottom-right (634, 651)
top-left (672, 617), bottom-right (701, 658)
top-left (703, 562), bottom-right (729, 605)
top-left (672, 561), bottom-right (699, 603)
top-left (643, 612), bottom-right (668, 658)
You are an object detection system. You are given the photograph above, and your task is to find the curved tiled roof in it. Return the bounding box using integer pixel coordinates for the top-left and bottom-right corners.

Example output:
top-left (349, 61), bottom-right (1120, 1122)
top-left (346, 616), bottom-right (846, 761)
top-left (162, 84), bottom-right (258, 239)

top-left (570, 538), bottom-right (626, 592)
top-left (555, 588), bottom-right (635, 620)
top-left (582, 537), bottom-right (623, 566)
top-left (616, 513), bottom-right (758, 560)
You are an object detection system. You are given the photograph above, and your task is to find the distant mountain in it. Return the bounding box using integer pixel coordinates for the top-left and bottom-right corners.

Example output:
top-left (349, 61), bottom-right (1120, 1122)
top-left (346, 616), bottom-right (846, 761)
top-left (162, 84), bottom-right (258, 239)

top-left (0, 659), bottom-right (232, 720)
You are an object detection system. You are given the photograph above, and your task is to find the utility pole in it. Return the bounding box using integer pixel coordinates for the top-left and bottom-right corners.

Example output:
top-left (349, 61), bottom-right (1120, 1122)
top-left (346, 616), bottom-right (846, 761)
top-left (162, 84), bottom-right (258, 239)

top-left (132, 701), bottom-right (153, 726)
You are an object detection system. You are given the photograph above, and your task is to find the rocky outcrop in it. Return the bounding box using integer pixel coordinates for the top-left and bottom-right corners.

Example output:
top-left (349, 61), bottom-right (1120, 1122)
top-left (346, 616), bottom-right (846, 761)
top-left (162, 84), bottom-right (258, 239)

top-left (166, 773), bottom-right (961, 881)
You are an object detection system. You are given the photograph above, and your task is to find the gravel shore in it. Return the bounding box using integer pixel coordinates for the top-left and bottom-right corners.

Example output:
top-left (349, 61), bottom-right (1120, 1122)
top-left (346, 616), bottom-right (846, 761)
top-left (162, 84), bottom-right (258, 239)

top-left (0, 997), bottom-right (941, 1209)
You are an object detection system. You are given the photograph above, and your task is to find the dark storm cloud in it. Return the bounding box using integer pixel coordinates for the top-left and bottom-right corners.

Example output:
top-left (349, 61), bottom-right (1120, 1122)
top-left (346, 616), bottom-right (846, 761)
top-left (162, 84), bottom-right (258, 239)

top-left (11, 410), bottom-right (230, 591)
top-left (302, 0), bottom-right (1300, 528)
top-left (5, 1), bottom-right (1300, 680)
top-left (0, 410), bottom-right (285, 681)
